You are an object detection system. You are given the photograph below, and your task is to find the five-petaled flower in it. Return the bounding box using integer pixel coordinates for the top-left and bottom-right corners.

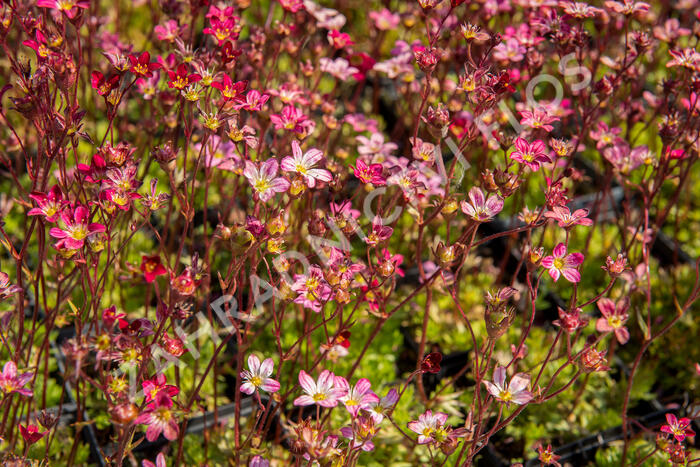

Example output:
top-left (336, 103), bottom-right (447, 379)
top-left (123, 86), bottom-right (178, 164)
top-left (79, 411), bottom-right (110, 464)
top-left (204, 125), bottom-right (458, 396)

top-left (484, 366), bottom-right (533, 406)
top-left (660, 413), bottom-right (695, 443)
top-left (595, 297), bottom-right (630, 344)
top-left (128, 52), bottom-right (161, 78)
top-left (49, 205), bottom-right (106, 250)
top-left (240, 355), bottom-right (280, 395)
top-left (351, 159), bottom-right (386, 186)
top-left (407, 410), bottom-right (449, 445)
top-left (135, 392), bottom-right (179, 442)
top-left (281, 141), bottom-right (332, 188)
top-left (243, 159), bottom-right (290, 202)
top-left (140, 255), bottom-right (168, 283)
top-left (510, 138), bottom-right (551, 171)
top-left (541, 243), bottom-right (584, 283)
top-left (460, 187), bottom-right (504, 222)
top-left (336, 378), bottom-right (379, 417)
top-left (19, 424), bottom-right (48, 445)
top-left (28, 185), bottom-right (66, 223)
top-left (293, 370), bottom-right (348, 408)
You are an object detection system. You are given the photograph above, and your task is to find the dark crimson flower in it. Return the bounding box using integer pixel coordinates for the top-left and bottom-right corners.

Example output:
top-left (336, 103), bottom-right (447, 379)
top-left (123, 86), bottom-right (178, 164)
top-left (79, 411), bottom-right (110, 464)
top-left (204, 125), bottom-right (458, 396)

top-left (535, 443), bottom-right (561, 466)
top-left (91, 71), bottom-right (120, 96)
top-left (128, 52), bottom-right (161, 78)
top-left (421, 352), bottom-right (442, 373)
top-left (19, 424), bottom-right (47, 445)
top-left (140, 255), bottom-right (167, 283)
top-left (220, 41), bottom-right (242, 64)
top-left (78, 153), bottom-right (107, 183)
top-left (335, 330), bottom-right (351, 349)
top-left (167, 63), bottom-right (201, 90)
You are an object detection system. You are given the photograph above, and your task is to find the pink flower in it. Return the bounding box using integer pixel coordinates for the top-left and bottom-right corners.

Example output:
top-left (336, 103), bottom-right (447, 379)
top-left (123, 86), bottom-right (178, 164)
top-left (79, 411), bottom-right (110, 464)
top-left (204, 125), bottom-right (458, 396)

top-left (281, 141), bottom-right (332, 188)
top-left (510, 137), bottom-right (550, 171)
top-left (336, 378), bottom-right (379, 417)
top-left (28, 185), bottom-right (66, 222)
top-left (320, 57), bottom-right (359, 81)
top-left (660, 414), bottom-right (695, 442)
top-left (240, 355), bottom-right (280, 395)
top-left (460, 187), bottom-right (503, 222)
top-left (493, 37), bottom-right (526, 62)
top-left (365, 217), bottom-right (393, 246)
top-left (269, 105), bottom-right (313, 135)
top-left (589, 121), bottom-right (623, 149)
top-left (541, 243), bottom-right (584, 283)
top-left (595, 297), bottom-right (630, 344)
top-left (0, 361), bottom-right (33, 397)
top-left (49, 205), bottom-right (106, 250)
top-left (666, 48), bottom-right (700, 70)
top-left (519, 107), bottom-right (560, 132)
top-left (351, 159), bottom-right (385, 186)
top-left (484, 366), bottom-right (533, 406)
top-left (544, 206), bottom-right (593, 229)
top-left (142, 452), bottom-right (166, 467)
top-left (292, 266), bottom-right (332, 312)
top-left (0, 272), bottom-right (22, 300)
top-left (36, 0), bottom-right (89, 18)
top-left (243, 159), bottom-right (290, 202)
top-left (135, 392), bottom-right (179, 442)
top-left (369, 8), bottom-right (400, 30)
top-left (234, 90), bottom-right (269, 112)
top-left (293, 370), bottom-right (347, 408)
top-left (356, 133), bottom-right (397, 159)
top-left (154, 20), bottom-right (184, 42)
top-left (605, 0), bottom-right (649, 16)
top-left (407, 410), bottom-right (449, 444)
top-left (366, 388), bottom-right (399, 423)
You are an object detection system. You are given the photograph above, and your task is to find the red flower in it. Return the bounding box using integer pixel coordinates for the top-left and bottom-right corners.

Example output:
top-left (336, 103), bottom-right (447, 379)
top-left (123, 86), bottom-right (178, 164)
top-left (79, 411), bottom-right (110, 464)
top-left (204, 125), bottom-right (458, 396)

top-left (351, 159), bottom-right (385, 186)
top-left (128, 52), bottom-right (161, 78)
top-left (167, 63), bottom-right (201, 90)
top-left (91, 71), bottom-right (120, 96)
top-left (140, 255), bottom-right (167, 283)
top-left (135, 392), bottom-right (179, 442)
top-left (421, 352), bottom-right (442, 373)
top-left (20, 424), bottom-right (47, 445)
top-left (211, 75), bottom-right (247, 101)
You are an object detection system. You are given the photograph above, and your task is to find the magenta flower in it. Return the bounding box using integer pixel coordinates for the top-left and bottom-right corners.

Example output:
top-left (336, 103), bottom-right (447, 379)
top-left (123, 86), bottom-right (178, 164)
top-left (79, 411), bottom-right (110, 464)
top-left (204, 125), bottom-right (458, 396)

top-left (293, 370), bottom-right (347, 408)
top-left (240, 355), bottom-right (280, 395)
top-left (544, 206), bottom-right (593, 229)
top-left (666, 48), bottom-right (700, 70)
top-left (292, 266), bottom-right (332, 312)
top-left (484, 366), bottom-right (533, 406)
top-left (142, 374), bottom-right (179, 403)
top-left (365, 217), bottom-right (393, 246)
top-left (335, 378), bottom-right (380, 417)
top-left (351, 159), bottom-right (386, 186)
top-left (407, 410), bottom-right (449, 444)
top-left (541, 243), bottom-right (584, 283)
top-left (135, 392), bottom-right (179, 442)
top-left (0, 361), bottom-right (33, 397)
top-left (243, 159), bottom-right (290, 202)
top-left (281, 141), bottom-right (332, 188)
top-left (595, 297), bottom-right (630, 345)
top-left (28, 185), bottom-right (66, 222)
top-left (269, 105), bottom-right (313, 134)
top-left (36, 0), bottom-right (89, 18)
top-left (510, 138), bottom-right (550, 171)
top-left (661, 414), bottom-right (696, 442)
top-left (49, 205), bottom-right (106, 250)
top-left (460, 187), bottom-right (504, 222)
top-left (519, 107), bottom-right (560, 132)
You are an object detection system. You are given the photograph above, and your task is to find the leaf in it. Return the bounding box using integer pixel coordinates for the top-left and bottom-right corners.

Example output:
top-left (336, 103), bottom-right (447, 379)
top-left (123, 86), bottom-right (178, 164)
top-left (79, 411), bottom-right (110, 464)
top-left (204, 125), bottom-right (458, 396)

top-left (636, 308), bottom-right (650, 341)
